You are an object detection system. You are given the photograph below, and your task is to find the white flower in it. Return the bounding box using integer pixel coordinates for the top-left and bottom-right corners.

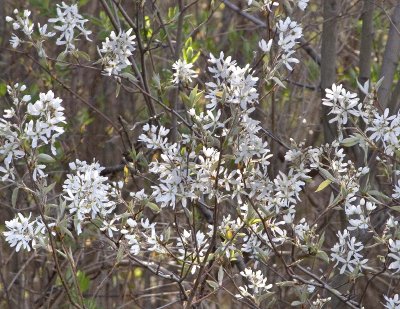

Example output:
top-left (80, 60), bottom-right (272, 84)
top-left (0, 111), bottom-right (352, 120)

top-left (206, 52), bottom-right (258, 110)
top-left (172, 59), bottom-right (198, 84)
top-left (125, 234), bottom-right (140, 254)
top-left (297, 0), bottom-right (309, 11)
top-left (388, 239), bottom-right (400, 273)
top-left (3, 213), bottom-right (46, 252)
top-left (383, 294), bottom-right (400, 309)
top-left (38, 23), bottom-right (55, 38)
top-left (322, 84), bottom-right (361, 126)
top-left (25, 90), bottom-right (65, 154)
top-left (237, 268), bottom-right (272, 297)
top-left (99, 28), bottom-right (136, 76)
top-left (100, 216), bottom-right (119, 238)
top-left (62, 159), bottom-right (117, 235)
top-left (331, 229), bottom-right (368, 274)
top-left (10, 34), bottom-right (21, 48)
top-left (48, 2), bottom-right (92, 51)
top-left (258, 39), bottom-right (273, 53)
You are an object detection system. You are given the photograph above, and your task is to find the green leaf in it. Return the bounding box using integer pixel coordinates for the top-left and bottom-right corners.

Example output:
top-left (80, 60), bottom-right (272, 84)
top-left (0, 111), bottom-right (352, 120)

top-left (145, 202), bottom-right (160, 213)
top-left (206, 280), bottom-right (219, 290)
top-left (315, 179), bottom-right (332, 192)
top-left (275, 281), bottom-right (297, 287)
top-left (318, 168), bottom-right (335, 182)
top-left (341, 135), bottom-right (361, 147)
top-left (37, 153), bottom-right (55, 163)
top-left (368, 190), bottom-right (391, 201)
top-left (0, 83), bottom-right (7, 96)
top-left (316, 250), bottom-right (330, 263)
top-left (120, 72), bottom-right (138, 83)
top-left (77, 270), bottom-right (90, 293)
top-left (43, 182), bottom-right (56, 195)
top-left (12, 187), bottom-right (19, 208)
top-left (291, 300), bottom-right (304, 306)
top-left (218, 265), bottom-right (224, 286)
top-left (391, 206), bottom-right (400, 213)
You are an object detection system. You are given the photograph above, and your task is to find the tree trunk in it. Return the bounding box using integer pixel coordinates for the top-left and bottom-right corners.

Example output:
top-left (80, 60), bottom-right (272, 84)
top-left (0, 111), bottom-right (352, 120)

top-left (320, 0), bottom-right (339, 143)
top-left (358, 0), bottom-right (375, 101)
top-left (378, 4), bottom-right (400, 108)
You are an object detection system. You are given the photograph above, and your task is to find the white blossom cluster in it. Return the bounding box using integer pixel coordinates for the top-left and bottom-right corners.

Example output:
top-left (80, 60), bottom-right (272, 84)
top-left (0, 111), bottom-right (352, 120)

top-left (206, 52), bottom-right (259, 110)
top-left (276, 17), bottom-right (303, 70)
top-left (236, 268), bottom-right (272, 300)
top-left (331, 229), bottom-right (368, 274)
top-left (98, 28), bottom-right (136, 76)
top-left (6, 3), bottom-right (90, 57)
top-left (26, 90), bottom-right (66, 154)
top-left (3, 213), bottom-right (49, 252)
top-left (48, 2), bottom-right (92, 51)
top-left (384, 294), bottom-right (400, 309)
top-left (176, 229), bottom-right (209, 274)
top-left (172, 59), bottom-right (198, 85)
top-left (0, 83), bottom-right (65, 182)
top-left (62, 159), bottom-right (118, 234)
top-left (5, 9), bottom-right (55, 57)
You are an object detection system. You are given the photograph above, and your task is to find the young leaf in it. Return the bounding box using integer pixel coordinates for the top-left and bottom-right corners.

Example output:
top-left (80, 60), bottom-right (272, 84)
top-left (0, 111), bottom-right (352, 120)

top-left (315, 179), bottom-right (332, 192)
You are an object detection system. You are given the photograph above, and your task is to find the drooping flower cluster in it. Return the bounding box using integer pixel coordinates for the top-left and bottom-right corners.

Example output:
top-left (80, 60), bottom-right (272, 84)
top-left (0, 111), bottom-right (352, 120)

top-left (322, 84), bottom-right (361, 129)
top-left (176, 229), bottom-right (209, 274)
top-left (98, 28), bottom-right (136, 76)
top-left (62, 159), bottom-right (118, 234)
top-left (3, 213), bottom-right (49, 252)
top-left (6, 9), bottom-right (55, 57)
top-left (0, 83), bottom-right (65, 182)
top-left (236, 268), bottom-right (273, 301)
top-left (25, 90), bottom-right (66, 154)
top-left (48, 2), bottom-right (92, 51)
top-left (206, 52), bottom-right (259, 110)
top-left (331, 229), bottom-right (368, 274)
top-left (276, 17), bottom-right (303, 70)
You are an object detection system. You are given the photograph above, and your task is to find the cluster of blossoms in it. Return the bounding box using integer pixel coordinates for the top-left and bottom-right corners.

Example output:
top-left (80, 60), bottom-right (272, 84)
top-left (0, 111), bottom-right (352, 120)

top-left (384, 294), bottom-right (400, 309)
top-left (176, 229), bottom-right (209, 274)
top-left (322, 83), bottom-right (361, 135)
top-left (330, 229), bottom-right (368, 274)
top-left (98, 28), bottom-right (136, 76)
top-left (0, 83), bottom-right (65, 182)
top-left (248, 0), bottom-right (309, 11)
top-left (236, 268), bottom-right (272, 302)
top-left (3, 2), bottom-right (400, 308)
top-left (172, 59), bottom-right (198, 85)
top-left (48, 2), bottom-right (92, 51)
top-left (3, 213), bottom-right (50, 252)
top-left (6, 3), bottom-right (91, 57)
top-left (6, 9), bottom-right (54, 57)
top-left (206, 52), bottom-right (259, 110)
top-left (276, 17), bottom-right (303, 70)
top-left (62, 159), bottom-right (119, 234)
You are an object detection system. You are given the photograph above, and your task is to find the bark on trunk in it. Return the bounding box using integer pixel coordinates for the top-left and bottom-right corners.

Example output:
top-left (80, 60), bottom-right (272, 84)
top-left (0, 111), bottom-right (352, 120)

top-left (358, 0), bottom-right (375, 101)
top-left (378, 4), bottom-right (400, 108)
top-left (321, 0), bottom-right (339, 143)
